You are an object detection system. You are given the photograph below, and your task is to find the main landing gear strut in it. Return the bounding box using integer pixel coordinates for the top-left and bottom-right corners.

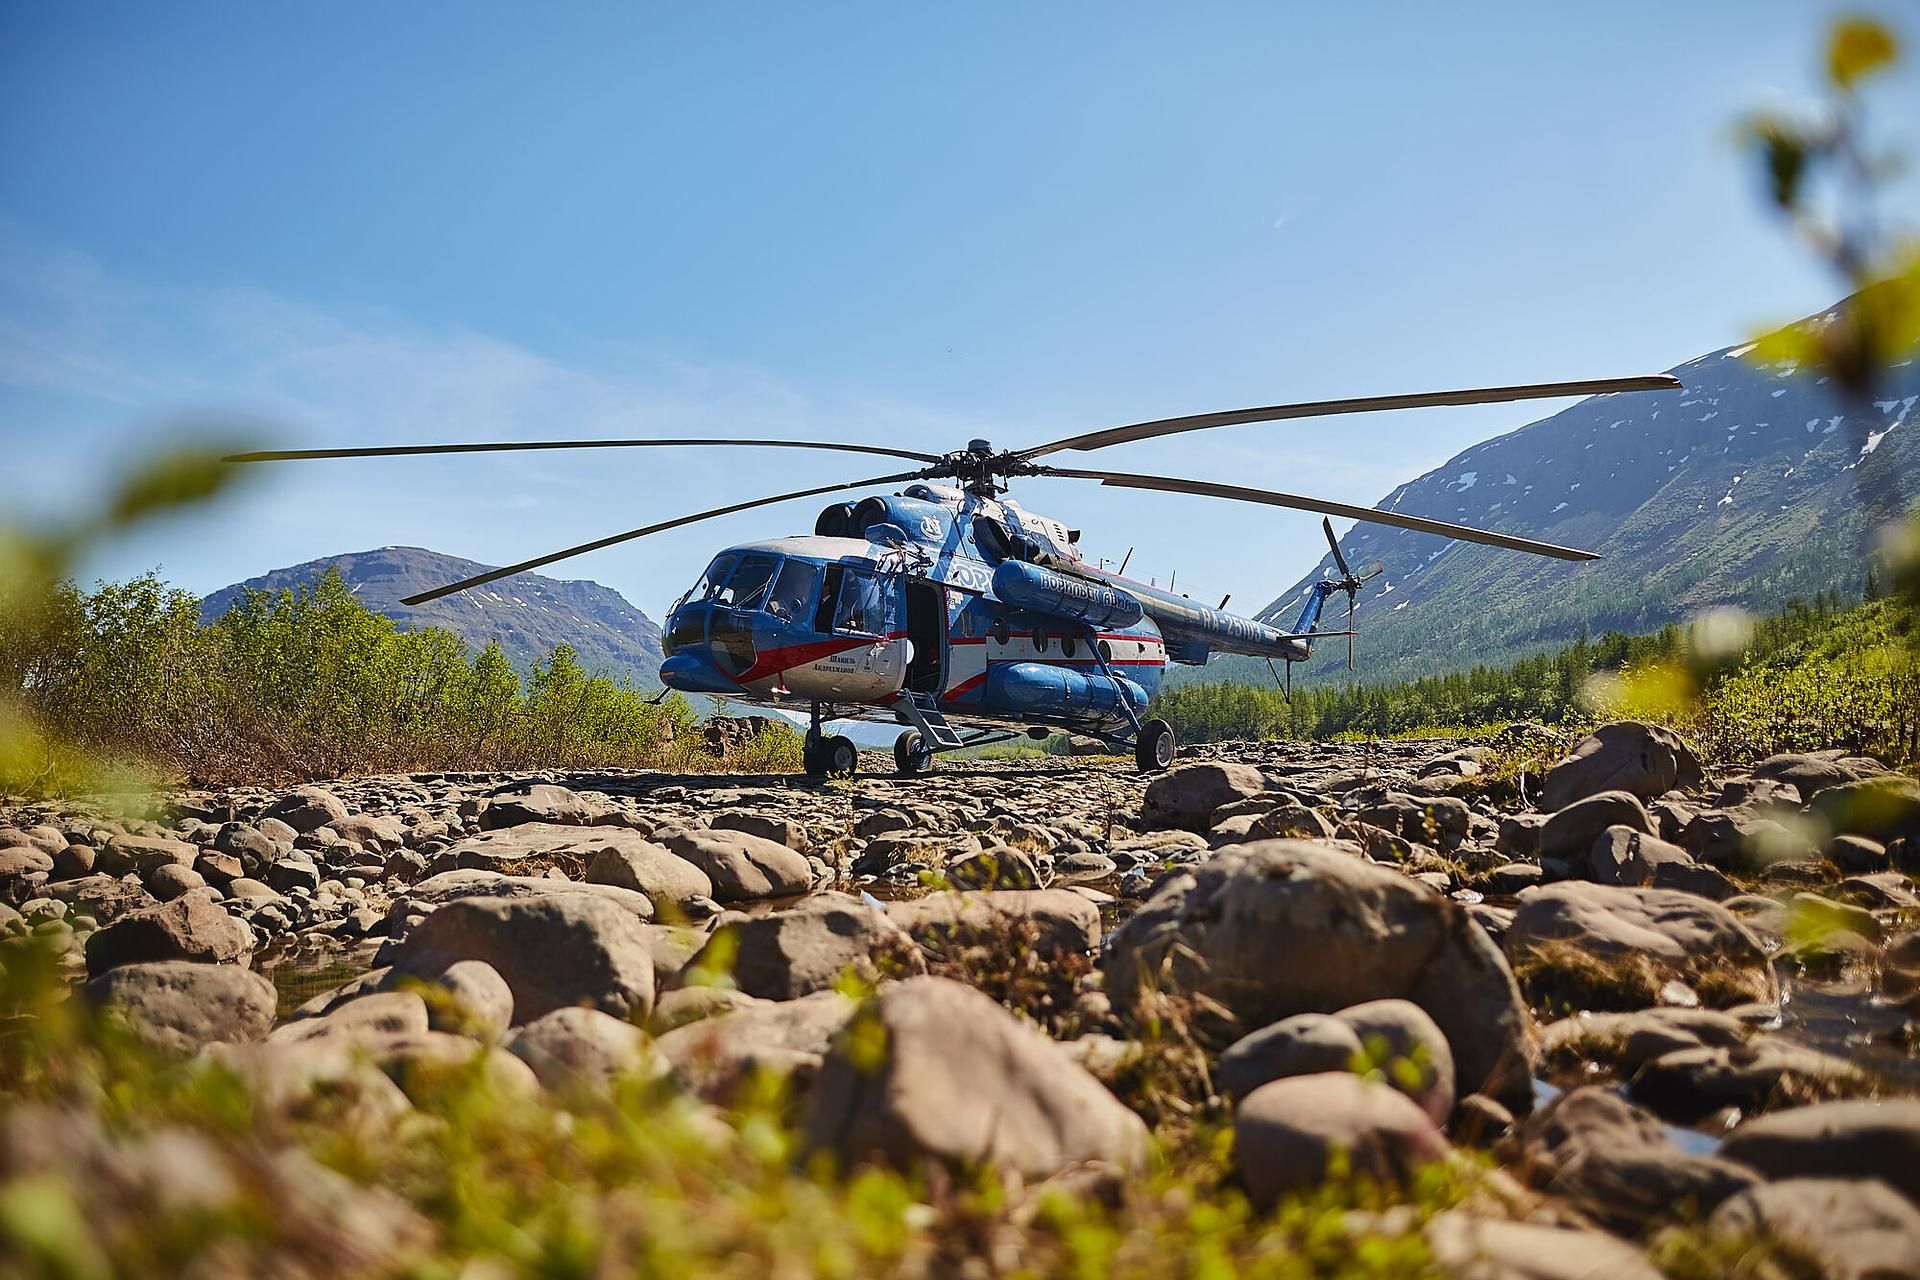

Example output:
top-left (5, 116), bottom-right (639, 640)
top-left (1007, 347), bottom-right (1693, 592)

top-left (801, 702), bottom-right (859, 778)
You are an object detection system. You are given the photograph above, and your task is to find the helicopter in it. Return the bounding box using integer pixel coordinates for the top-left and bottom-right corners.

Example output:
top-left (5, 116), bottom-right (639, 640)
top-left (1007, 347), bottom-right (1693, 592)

top-left (230, 372), bottom-right (1680, 776)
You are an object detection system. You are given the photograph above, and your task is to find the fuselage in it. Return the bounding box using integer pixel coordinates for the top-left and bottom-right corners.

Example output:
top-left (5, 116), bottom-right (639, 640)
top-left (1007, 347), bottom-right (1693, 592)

top-left (658, 482), bottom-right (1318, 736)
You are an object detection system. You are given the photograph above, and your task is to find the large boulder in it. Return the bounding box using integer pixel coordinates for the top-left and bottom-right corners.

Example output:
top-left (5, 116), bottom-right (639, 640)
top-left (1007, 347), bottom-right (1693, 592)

top-left (1141, 762), bottom-right (1269, 833)
top-left (1586, 825), bottom-right (1702, 887)
top-left (1541, 721), bottom-right (1703, 811)
top-left (1103, 840), bottom-right (1535, 1112)
top-left (804, 976), bottom-right (1148, 1180)
top-left (1717, 1100), bottom-right (1920, 1206)
top-left (479, 783), bottom-right (599, 829)
top-left (390, 894), bottom-right (656, 1023)
top-left (398, 869), bottom-right (654, 921)
top-left (583, 840), bottom-right (713, 907)
top-left (84, 889), bottom-right (253, 976)
top-left (1505, 882), bottom-right (1776, 1008)
top-left (1332, 998), bottom-right (1455, 1126)
top-left (707, 892), bottom-right (923, 1001)
top-left (885, 889), bottom-right (1101, 954)
top-left (1233, 1073), bottom-right (1447, 1208)
top-left (85, 961), bottom-right (278, 1056)
top-left (660, 829), bottom-right (811, 901)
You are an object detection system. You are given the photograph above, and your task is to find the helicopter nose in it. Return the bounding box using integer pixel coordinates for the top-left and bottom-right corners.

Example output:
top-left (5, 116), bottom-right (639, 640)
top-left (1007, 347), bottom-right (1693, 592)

top-left (659, 650), bottom-right (743, 694)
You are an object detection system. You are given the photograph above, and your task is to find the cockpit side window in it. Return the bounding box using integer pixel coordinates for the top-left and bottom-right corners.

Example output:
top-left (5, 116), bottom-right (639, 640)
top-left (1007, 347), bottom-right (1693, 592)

top-left (715, 554), bottom-right (778, 610)
top-left (766, 558), bottom-right (819, 624)
top-left (831, 566), bottom-right (887, 636)
top-left (694, 553), bottom-right (740, 602)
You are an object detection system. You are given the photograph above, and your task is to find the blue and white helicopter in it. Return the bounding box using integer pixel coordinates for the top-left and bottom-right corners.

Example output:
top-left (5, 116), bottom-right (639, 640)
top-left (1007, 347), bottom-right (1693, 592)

top-left (233, 372), bottom-right (1679, 776)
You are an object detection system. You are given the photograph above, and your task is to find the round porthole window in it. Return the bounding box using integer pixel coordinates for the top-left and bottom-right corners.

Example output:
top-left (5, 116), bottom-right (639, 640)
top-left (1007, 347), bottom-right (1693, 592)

top-left (1034, 632), bottom-right (1048, 654)
top-left (991, 617), bottom-right (1009, 645)
top-left (1099, 640), bottom-right (1113, 663)
top-left (1062, 635), bottom-right (1077, 658)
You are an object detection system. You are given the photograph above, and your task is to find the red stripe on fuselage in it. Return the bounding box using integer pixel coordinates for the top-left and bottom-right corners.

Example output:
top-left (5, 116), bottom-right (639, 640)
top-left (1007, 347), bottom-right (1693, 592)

top-left (738, 631), bottom-right (906, 683)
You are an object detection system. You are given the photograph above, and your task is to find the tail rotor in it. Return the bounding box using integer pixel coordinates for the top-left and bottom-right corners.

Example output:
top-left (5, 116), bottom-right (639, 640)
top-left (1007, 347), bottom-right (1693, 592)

top-left (1321, 518), bottom-right (1383, 670)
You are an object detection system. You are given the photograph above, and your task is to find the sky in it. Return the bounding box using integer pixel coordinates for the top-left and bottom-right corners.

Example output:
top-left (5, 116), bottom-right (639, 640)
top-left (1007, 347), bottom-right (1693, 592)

top-left (3, 2), bottom-right (1915, 619)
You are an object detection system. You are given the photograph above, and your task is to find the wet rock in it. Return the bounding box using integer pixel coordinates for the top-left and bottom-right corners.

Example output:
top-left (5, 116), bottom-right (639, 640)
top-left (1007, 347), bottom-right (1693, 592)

top-left (1505, 882), bottom-right (1776, 1009)
top-left (264, 786), bottom-right (350, 833)
top-left (1705, 1178), bottom-right (1920, 1280)
top-left (1104, 840), bottom-right (1535, 1113)
top-left (705, 892), bottom-right (923, 1001)
top-left (1717, 1099), bottom-right (1920, 1205)
top-left (85, 961), bottom-right (277, 1055)
top-left (1541, 721), bottom-right (1703, 810)
top-left (1630, 1038), bottom-right (1867, 1125)
top-left (505, 1007), bottom-right (662, 1091)
top-left (1539, 1006), bottom-right (1749, 1076)
top-left (391, 894), bottom-right (656, 1024)
top-left (661, 828), bottom-right (812, 901)
top-left (1234, 1073), bottom-right (1447, 1209)
top-left (804, 976), bottom-right (1147, 1180)
top-left (1538, 791), bottom-right (1655, 863)
top-left (1141, 762), bottom-right (1269, 832)
top-left (84, 889), bottom-right (252, 976)
top-left (1511, 1085), bottom-right (1758, 1235)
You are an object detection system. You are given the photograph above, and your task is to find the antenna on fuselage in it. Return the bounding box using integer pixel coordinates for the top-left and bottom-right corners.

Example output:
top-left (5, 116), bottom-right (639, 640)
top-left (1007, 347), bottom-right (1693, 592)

top-left (1218, 593), bottom-right (1231, 609)
top-left (1117, 547), bottom-right (1134, 576)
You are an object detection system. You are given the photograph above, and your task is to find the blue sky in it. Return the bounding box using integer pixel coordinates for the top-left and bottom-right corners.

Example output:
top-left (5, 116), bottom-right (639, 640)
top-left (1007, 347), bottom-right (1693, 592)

top-left (3, 2), bottom-right (1914, 617)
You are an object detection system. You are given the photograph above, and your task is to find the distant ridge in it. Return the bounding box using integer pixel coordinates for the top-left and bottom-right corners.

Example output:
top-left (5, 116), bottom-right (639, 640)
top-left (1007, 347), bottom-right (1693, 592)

top-left (1217, 305), bottom-right (1920, 687)
top-left (200, 546), bottom-right (664, 685)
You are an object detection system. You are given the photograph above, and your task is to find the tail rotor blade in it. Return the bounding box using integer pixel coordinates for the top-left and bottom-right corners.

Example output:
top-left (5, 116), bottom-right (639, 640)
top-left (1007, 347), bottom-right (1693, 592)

top-left (1346, 592), bottom-right (1356, 671)
top-left (1322, 516), bottom-right (1354, 580)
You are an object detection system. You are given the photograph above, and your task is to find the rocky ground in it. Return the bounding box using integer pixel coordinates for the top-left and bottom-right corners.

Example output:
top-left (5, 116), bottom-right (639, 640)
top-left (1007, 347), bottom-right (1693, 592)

top-left (4, 722), bottom-right (1920, 1276)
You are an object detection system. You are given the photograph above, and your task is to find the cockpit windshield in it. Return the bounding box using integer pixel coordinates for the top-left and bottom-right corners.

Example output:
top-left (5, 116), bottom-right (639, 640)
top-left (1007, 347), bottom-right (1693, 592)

top-left (692, 553), bottom-right (740, 603)
top-left (714, 554), bottom-right (778, 610)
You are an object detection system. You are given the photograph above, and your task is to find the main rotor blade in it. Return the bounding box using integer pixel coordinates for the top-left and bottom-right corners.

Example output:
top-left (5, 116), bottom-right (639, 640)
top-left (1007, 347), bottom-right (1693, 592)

top-left (1042, 467), bottom-right (1601, 561)
top-left (399, 469), bottom-right (924, 606)
top-left (1017, 374), bottom-right (1681, 458)
top-left (226, 438), bottom-right (943, 465)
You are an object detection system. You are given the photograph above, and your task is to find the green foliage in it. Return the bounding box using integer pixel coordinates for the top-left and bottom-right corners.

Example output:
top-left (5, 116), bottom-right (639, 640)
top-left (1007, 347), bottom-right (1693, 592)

top-left (0, 567), bottom-right (716, 789)
top-left (1157, 593), bottom-right (1919, 766)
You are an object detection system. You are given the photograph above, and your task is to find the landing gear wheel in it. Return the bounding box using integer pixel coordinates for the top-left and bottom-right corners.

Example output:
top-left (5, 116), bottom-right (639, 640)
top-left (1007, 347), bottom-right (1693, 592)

top-left (1135, 718), bottom-right (1176, 773)
top-left (825, 734), bottom-right (859, 776)
top-left (894, 730), bottom-right (932, 775)
top-left (802, 732), bottom-right (828, 778)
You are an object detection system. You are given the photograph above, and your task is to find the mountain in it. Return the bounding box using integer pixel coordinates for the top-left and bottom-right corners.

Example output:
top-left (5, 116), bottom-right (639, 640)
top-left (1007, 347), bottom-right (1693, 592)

top-left (200, 546), bottom-right (665, 685)
top-left (1212, 310), bottom-right (1920, 688)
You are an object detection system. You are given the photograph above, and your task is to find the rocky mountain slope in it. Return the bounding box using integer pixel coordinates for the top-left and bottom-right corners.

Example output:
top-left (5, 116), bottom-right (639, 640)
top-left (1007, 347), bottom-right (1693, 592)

top-left (1223, 314), bottom-right (1920, 686)
top-left (201, 546), bottom-right (664, 685)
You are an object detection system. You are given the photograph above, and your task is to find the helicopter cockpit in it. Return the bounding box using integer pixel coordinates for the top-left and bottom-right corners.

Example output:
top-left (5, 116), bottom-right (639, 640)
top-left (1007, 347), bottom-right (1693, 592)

top-left (660, 543), bottom-right (899, 692)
